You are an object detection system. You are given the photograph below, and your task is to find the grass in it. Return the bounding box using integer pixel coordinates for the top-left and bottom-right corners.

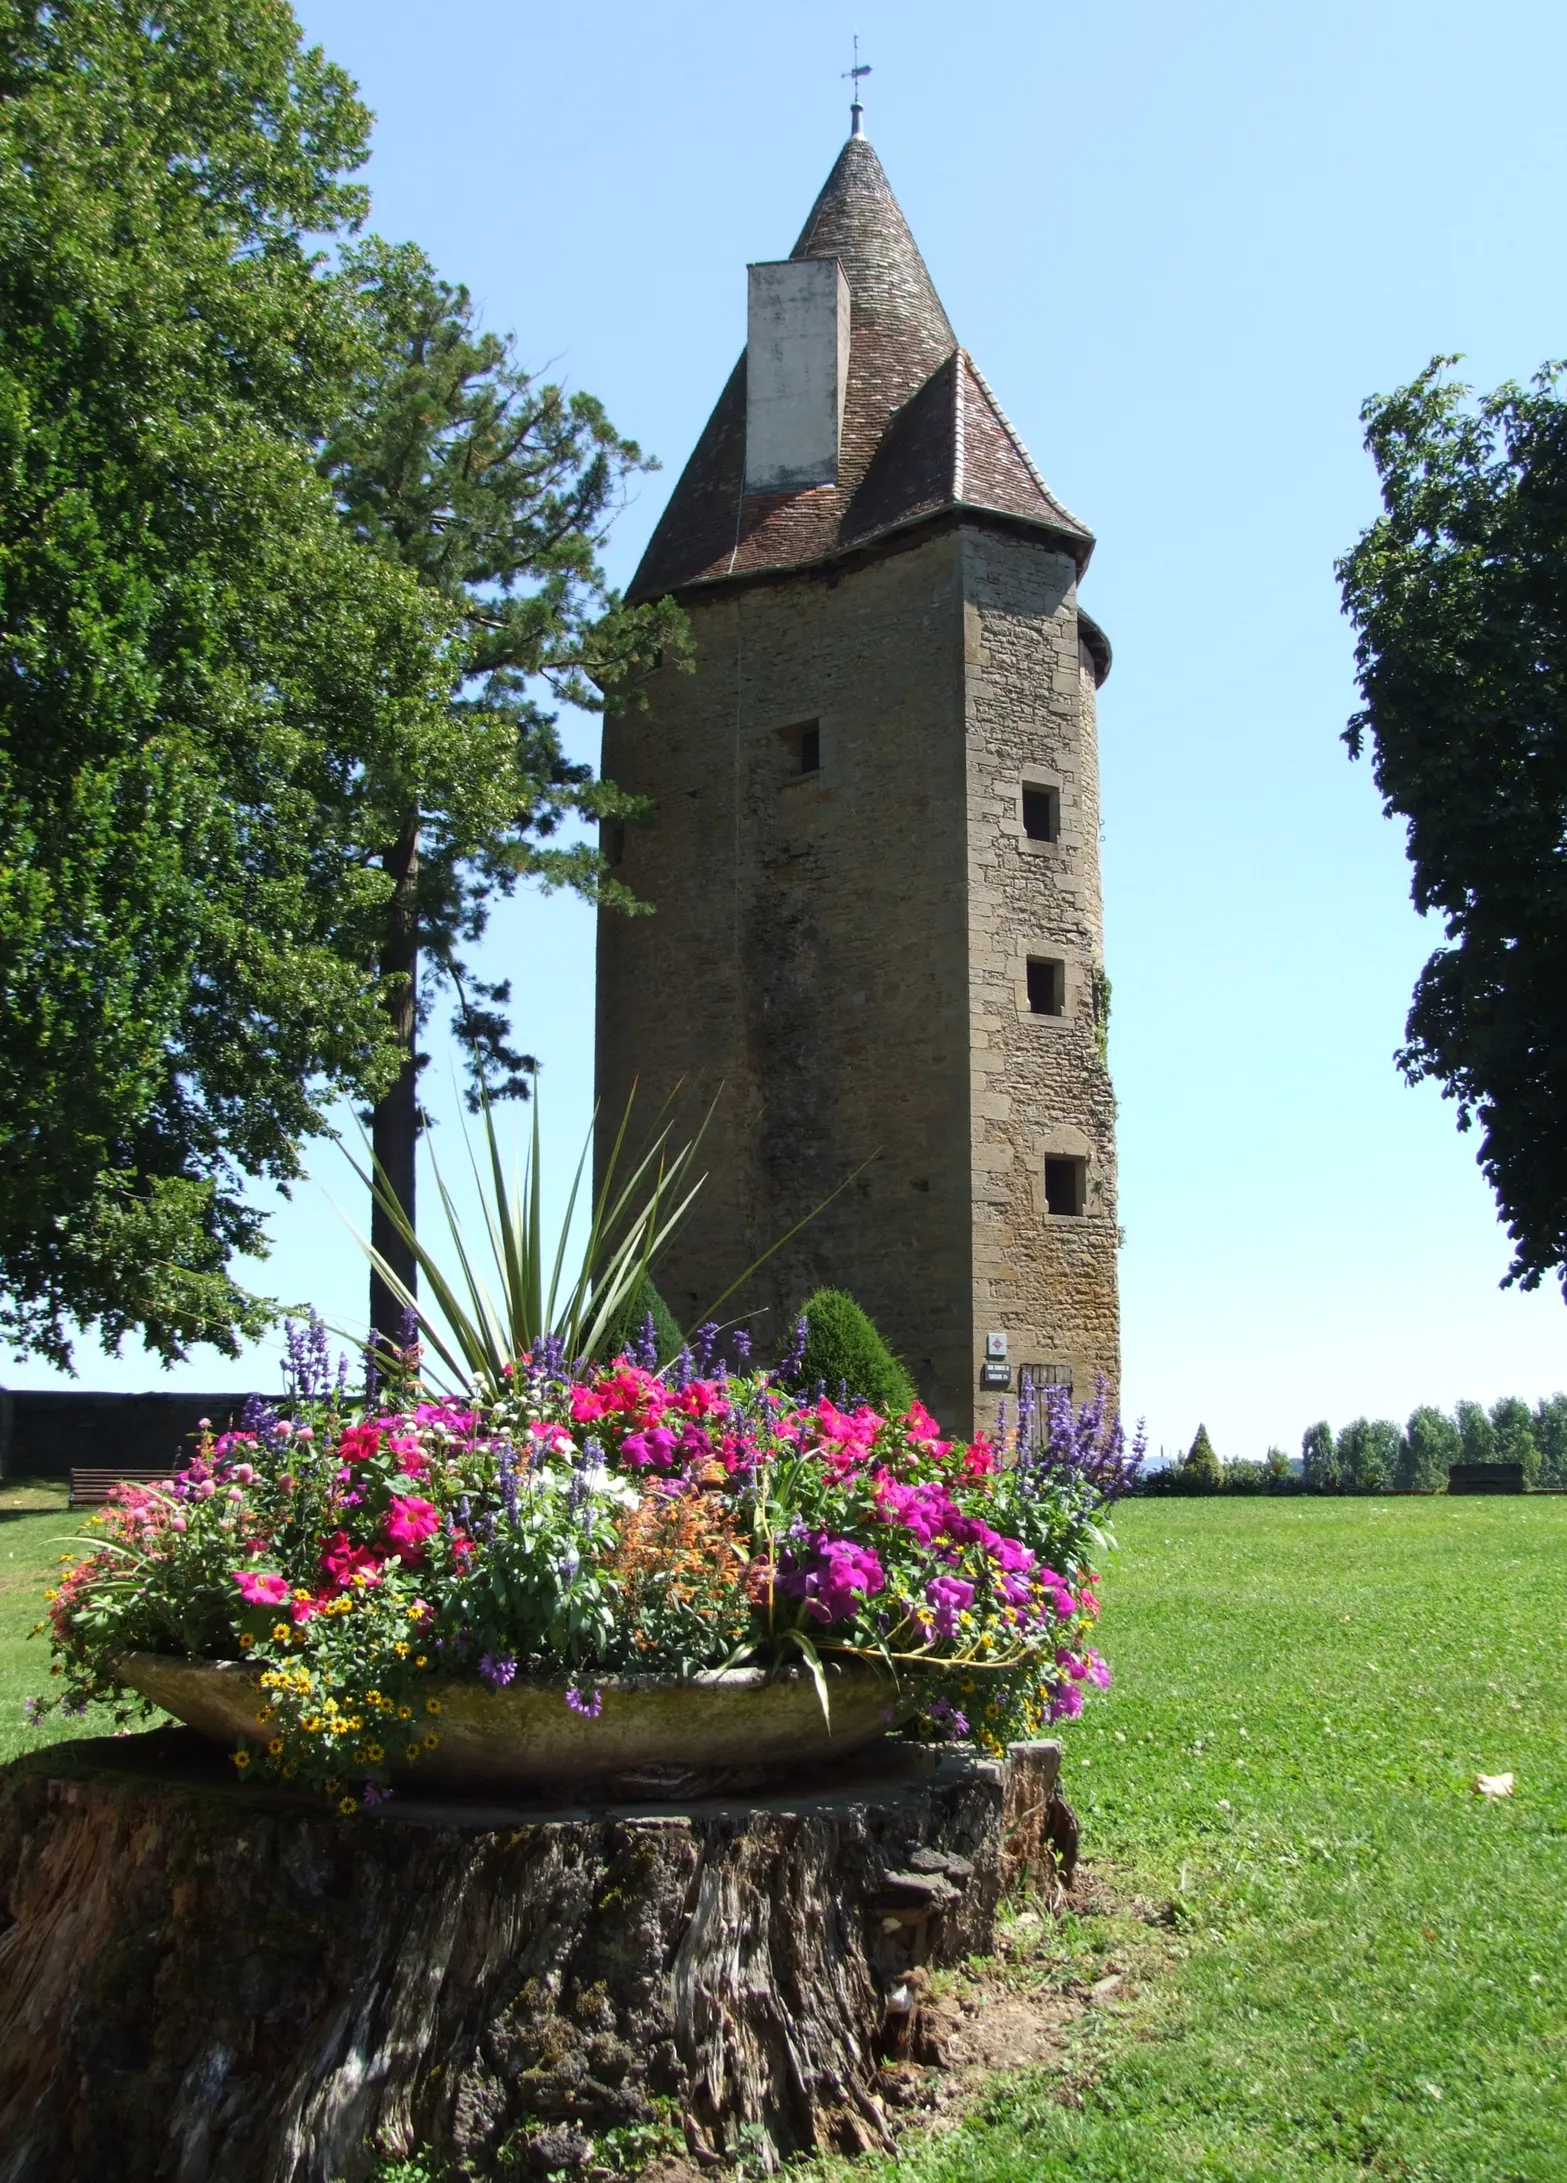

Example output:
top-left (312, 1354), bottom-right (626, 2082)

top-left (3, 1489), bottom-right (1564, 2177)
top-left (827, 1495), bottom-right (1567, 2181)
top-left (0, 1479), bottom-right (135, 1764)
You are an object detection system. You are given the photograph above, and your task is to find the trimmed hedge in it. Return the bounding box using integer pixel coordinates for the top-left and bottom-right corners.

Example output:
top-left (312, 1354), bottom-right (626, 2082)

top-left (789, 1289), bottom-right (915, 1417)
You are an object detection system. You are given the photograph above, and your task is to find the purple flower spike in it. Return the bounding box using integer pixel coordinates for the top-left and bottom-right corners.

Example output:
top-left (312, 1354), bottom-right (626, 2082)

top-left (566, 1684), bottom-right (603, 1718)
top-left (479, 1652), bottom-right (518, 1690)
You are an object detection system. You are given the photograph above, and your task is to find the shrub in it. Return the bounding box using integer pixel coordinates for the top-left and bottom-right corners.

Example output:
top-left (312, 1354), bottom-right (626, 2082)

top-left (1181, 1424), bottom-right (1224, 1492)
top-left (594, 1271), bottom-right (682, 1368)
top-left (790, 1289), bottom-right (915, 1416)
top-left (1301, 1420), bottom-right (1338, 1491)
top-left (1401, 1406), bottom-right (1459, 1490)
top-left (1264, 1447), bottom-right (1291, 1482)
top-left (1489, 1396), bottom-right (1540, 1485)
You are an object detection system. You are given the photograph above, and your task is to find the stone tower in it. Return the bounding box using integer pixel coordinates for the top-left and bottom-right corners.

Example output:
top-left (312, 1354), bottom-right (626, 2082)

top-left (595, 125), bottom-right (1117, 1437)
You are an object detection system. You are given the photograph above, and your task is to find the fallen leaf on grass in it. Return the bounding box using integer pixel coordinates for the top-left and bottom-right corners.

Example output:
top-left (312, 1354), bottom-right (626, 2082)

top-left (1474, 1772), bottom-right (1515, 1799)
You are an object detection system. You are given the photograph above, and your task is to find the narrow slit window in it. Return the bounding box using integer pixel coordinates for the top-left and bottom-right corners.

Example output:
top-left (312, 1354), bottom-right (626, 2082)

top-left (799, 725), bottom-right (820, 774)
top-left (1022, 786), bottom-right (1059, 842)
top-left (1026, 958), bottom-right (1064, 1016)
top-left (604, 820), bottom-right (626, 868)
top-left (1045, 1156), bottom-right (1086, 1217)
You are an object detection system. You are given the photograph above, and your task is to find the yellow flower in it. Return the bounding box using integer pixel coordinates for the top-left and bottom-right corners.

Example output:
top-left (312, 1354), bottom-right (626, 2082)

top-left (272, 1623), bottom-right (291, 1642)
top-left (397, 1706), bottom-right (411, 1721)
top-left (405, 1743), bottom-right (422, 1762)
top-left (268, 1739), bottom-right (284, 1756)
top-left (393, 1641), bottom-right (410, 1658)
top-left (43, 1588), bottom-right (58, 1603)
top-left (423, 1732), bottom-right (439, 1750)
top-left (365, 1690), bottom-right (382, 1706)
top-left (366, 1743), bottom-right (384, 1762)
top-left (232, 1749), bottom-right (251, 1771)
top-left (338, 1797), bottom-right (358, 1815)
top-left (414, 1655), bottom-right (428, 1669)
top-left (294, 1588), bottom-right (312, 1602)
top-left (238, 1633), bottom-right (255, 1649)
top-left (424, 1697), bottom-right (442, 1715)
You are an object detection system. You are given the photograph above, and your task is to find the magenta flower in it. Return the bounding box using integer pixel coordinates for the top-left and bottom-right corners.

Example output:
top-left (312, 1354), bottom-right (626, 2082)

top-left (926, 1573), bottom-right (975, 1638)
top-left (776, 1534), bottom-right (886, 1624)
top-left (232, 1570), bottom-right (291, 1607)
top-left (382, 1496), bottom-right (439, 1564)
top-left (566, 1684), bottom-right (603, 1717)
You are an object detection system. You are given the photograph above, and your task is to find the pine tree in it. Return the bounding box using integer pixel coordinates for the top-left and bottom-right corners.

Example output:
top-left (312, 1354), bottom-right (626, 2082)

top-left (1181, 1424), bottom-right (1224, 1491)
top-left (320, 241), bottom-right (689, 1336)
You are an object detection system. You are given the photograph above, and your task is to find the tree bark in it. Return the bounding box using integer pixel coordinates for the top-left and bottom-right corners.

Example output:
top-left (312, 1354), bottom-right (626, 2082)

top-left (0, 1728), bottom-right (1066, 2183)
top-left (369, 824), bottom-right (420, 1347)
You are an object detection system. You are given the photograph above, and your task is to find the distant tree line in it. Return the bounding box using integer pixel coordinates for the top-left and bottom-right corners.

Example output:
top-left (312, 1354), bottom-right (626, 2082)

top-left (1144, 1396), bottom-right (1567, 1495)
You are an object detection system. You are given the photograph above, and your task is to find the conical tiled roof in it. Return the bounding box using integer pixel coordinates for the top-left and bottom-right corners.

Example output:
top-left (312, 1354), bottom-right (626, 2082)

top-left (627, 135), bottom-right (1093, 604)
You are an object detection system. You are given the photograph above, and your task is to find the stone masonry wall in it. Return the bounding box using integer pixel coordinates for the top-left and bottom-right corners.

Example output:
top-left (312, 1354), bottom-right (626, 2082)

top-left (962, 530), bottom-right (1119, 1433)
top-left (595, 519), bottom-right (1119, 1437)
top-left (596, 528), bottom-right (976, 1424)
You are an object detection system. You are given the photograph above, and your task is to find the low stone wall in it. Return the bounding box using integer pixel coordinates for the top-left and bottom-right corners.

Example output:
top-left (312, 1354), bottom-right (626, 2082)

top-left (0, 1390), bottom-right (261, 1480)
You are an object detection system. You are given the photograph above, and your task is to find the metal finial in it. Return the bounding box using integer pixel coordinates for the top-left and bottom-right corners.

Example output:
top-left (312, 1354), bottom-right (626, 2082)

top-left (842, 35), bottom-right (871, 136)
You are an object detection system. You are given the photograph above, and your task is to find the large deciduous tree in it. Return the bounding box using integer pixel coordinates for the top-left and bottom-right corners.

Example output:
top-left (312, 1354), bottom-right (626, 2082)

top-left (1338, 360), bottom-right (1567, 1297)
top-left (318, 241), bottom-right (686, 1339)
top-left (0, 0), bottom-right (462, 1367)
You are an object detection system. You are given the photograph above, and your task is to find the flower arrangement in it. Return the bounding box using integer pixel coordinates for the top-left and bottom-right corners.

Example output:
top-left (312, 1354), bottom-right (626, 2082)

top-left (35, 1316), bottom-right (1141, 1812)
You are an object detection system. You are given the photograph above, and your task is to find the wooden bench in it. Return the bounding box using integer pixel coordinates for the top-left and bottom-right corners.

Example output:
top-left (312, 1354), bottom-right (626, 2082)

top-left (68, 1467), bottom-right (177, 1510)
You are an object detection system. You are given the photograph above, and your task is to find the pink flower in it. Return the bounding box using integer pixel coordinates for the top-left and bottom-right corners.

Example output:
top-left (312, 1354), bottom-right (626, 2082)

top-left (570, 1385), bottom-right (608, 1423)
top-left (232, 1570), bottom-right (291, 1607)
top-left (529, 1422), bottom-right (575, 1460)
top-left (382, 1496), bottom-right (439, 1563)
top-left (963, 1435), bottom-right (997, 1476)
top-left (926, 1573), bottom-right (975, 1638)
top-left (320, 1532), bottom-right (384, 1591)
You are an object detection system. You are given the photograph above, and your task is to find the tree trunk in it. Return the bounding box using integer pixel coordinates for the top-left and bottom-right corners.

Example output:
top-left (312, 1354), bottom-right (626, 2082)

top-left (369, 824), bottom-right (420, 1347)
top-left (0, 1728), bottom-right (1068, 2183)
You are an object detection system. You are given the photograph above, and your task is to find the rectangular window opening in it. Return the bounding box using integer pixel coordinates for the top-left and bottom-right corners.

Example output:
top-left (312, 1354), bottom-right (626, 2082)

top-left (1026, 958), bottom-right (1065, 1016)
top-left (799, 724), bottom-right (821, 774)
top-left (1022, 785), bottom-right (1059, 842)
top-left (1045, 1156), bottom-right (1086, 1217)
top-left (604, 820), bottom-right (626, 868)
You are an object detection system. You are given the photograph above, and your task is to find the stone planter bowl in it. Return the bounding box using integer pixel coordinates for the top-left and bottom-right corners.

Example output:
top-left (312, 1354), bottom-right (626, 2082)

top-left (114, 1651), bottom-right (917, 1794)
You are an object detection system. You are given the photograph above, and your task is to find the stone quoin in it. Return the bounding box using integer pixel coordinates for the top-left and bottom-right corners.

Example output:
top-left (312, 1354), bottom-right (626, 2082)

top-left (595, 124), bottom-right (1118, 1436)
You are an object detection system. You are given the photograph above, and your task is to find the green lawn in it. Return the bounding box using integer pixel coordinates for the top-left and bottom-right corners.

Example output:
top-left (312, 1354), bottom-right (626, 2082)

top-left (839, 1495), bottom-right (1567, 2181)
top-left (0, 1480), bottom-right (133, 1764)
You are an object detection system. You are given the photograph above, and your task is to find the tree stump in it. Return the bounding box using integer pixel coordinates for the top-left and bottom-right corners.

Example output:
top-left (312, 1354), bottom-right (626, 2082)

top-left (0, 1726), bottom-right (1066, 2182)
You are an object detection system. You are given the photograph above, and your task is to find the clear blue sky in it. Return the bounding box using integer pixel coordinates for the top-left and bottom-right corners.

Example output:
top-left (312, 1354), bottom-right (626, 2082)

top-left (16, 0), bottom-right (1567, 1460)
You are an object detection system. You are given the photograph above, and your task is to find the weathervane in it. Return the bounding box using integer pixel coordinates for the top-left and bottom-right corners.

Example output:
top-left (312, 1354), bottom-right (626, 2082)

top-left (843, 35), bottom-right (871, 137)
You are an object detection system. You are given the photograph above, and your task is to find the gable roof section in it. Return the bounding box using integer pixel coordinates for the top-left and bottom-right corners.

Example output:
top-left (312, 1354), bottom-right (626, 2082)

top-left (628, 136), bottom-right (1093, 604)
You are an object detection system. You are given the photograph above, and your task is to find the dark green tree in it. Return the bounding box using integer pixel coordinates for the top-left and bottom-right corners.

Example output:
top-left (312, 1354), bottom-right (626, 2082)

top-left (1301, 1420), bottom-right (1338, 1491)
top-left (1455, 1399), bottom-right (1498, 1467)
top-left (0, 0), bottom-right (457, 1367)
top-left (1533, 1393), bottom-right (1567, 1487)
top-left (1489, 1395), bottom-right (1540, 1485)
top-left (319, 240), bottom-right (688, 1337)
top-left (1181, 1424), bottom-right (1224, 1492)
top-left (1335, 1419), bottom-right (1396, 1492)
top-left (1338, 360), bottom-right (1567, 1296)
top-left (1401, 1405), bottom-right (1460, 1490)
top-left (789, 1290), bottom-right (915, 1417)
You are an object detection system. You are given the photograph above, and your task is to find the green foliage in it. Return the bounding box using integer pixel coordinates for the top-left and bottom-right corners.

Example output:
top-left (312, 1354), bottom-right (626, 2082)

top-left (1178, 1424), bottom-right (1224, 1493)
top-left (1301, 1419), bottom-right (1338, 1490)
top-left (593, 1269), bottom-right (682, 1366)
top-left (0, 0), bottom-right (459, 1366)
top-left (1489, 1394), bottom-right (1541, 1485)
top-left (1264, 1446), bottom-right (1291, 1481)
top-left (353, 1092), bottom-right (709, 1397)
top-left (1335, 1417), bottom-right (1402, 1493)
top-left (790, 1289), bottom-right (915, 1416)
top-left (319, 238), bottom-right (690, 1104)
top-left (1534, 1393), bottom-right (1567, 1486)
top-left (1456, 1398), bottom-right (1498, 1467)
top-left (1400, 1404), bottom-right (1459, 1489)
top-left (1338, 359), bottom-right (1567, 1296)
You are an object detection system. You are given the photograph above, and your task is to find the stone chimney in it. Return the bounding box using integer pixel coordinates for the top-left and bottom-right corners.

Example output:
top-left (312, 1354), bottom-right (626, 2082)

top-left (744, 258), bottom-right (851, 492)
